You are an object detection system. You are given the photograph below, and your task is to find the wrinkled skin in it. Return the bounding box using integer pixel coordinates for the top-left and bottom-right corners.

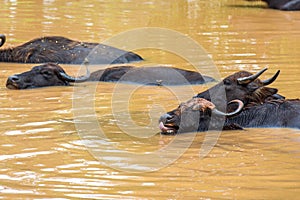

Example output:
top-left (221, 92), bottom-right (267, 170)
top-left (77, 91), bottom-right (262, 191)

top-left (0, 35), bottom-right (143, 64)
top-left (159, 68), bottom-right (287, 134)
top-left (247, 0), bottom-right (300, 10)
top-left (227, 99), bottom-right (300, 129)
top-left (6, 63), bottom-right (215, 89)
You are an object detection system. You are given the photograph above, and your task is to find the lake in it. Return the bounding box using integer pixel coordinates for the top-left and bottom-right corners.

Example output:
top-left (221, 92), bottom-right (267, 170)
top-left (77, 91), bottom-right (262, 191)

top-left (0, 0), bottom-right (300, 199)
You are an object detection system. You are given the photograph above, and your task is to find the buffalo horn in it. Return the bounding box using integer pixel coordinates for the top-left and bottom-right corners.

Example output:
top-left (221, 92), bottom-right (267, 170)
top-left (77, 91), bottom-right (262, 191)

top-left (212, 99), bottom-right (244, 117)
top-left (262, 70), bottom-right (280, 86)
top-left (0, 34), bottom-right (6, 47)
top-left (237, 68), bottom-right (268, 85)
top-left (59, 63), bottom-right (90, 83)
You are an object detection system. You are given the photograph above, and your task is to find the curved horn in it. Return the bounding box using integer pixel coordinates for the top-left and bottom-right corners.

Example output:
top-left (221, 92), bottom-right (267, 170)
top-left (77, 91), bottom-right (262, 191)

top-left (0, 34), bottom-right (6, 47)
top-left (237, 68), bottom-right (268, 85)
top-left (262, 70), bottom-right (280, 86)
top-left (59, 62), bottom-right (90, 83)
top-left (212, 99), bottom-right (244, 117)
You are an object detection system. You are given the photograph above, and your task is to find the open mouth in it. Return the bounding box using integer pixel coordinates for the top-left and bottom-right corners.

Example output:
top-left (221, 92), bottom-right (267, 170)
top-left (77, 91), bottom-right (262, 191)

top-left (159, 121), bottom-right (179, 135)
top-left (6, 82), bottom-right (19, 89)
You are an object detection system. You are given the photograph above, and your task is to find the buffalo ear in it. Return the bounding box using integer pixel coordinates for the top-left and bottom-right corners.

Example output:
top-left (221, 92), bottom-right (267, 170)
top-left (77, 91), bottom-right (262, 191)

top-left (258, 87), bottom-right (278, 97)
top-left (266, 87), bottom-right (278, 94)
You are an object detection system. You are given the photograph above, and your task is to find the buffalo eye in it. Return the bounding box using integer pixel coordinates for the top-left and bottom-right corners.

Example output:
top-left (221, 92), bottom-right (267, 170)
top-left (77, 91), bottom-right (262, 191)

top-left (41, 70), bottom-right (54, 79)
top-left (223, 79), bottom-right (231, 85)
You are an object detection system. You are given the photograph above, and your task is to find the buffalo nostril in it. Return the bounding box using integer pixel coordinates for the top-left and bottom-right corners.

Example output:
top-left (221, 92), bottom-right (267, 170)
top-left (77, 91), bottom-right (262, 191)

top-left (159, 114), bottom-right (174, 123)
top-left (9, 75), bottom-right (20, 82)
top-left (166, 116), bottom-right (173, 120)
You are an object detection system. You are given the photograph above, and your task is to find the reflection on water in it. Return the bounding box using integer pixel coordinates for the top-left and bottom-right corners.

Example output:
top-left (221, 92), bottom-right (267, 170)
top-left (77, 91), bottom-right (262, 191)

top-left (1, 0), bottom-right (300, 199)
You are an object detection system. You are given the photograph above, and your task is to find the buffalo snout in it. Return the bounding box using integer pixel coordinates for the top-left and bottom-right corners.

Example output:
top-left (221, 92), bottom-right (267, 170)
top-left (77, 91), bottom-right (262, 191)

top-left (6, 75), bottom-right (21, 89)
top-left (8, 75), bottom-right (20, 82)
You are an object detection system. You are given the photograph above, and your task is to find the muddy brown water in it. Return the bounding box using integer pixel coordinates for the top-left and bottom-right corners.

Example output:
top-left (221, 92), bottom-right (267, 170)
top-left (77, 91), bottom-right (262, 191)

top-left (0, 0), bottom-right (300, 199)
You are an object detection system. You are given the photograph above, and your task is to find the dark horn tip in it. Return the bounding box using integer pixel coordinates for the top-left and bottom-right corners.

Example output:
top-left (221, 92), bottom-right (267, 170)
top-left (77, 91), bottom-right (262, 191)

top-left (237, 67), bottom-right (268, 85)
top-left (59, 63), bottom-right (90, 83)
top-left (227, 99), bottom-right (244, 116)
top-left (0, 34), bottom-right (6, 47)
top-left (262, 69), bottom-right (281, 86)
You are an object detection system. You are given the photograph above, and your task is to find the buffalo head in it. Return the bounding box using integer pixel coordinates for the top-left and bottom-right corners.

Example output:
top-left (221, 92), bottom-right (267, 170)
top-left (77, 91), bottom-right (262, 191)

top-left (6, 63), bottom-right (90, 89)
top-left (159, 97), bottom-right (244, 134)
top-left (159, 68), bottom-right (282, 134)
top-left (195, 68), bottom-right (282, 108)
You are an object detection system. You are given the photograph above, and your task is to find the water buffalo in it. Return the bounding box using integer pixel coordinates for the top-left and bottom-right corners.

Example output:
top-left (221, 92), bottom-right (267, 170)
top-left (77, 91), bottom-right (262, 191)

top-left (159, 68), bottom-right (290, 134)
top-left (0, 34), bottom-right (143, 64)
top-left (159, 98), bottom-right (245, 134)
top-left (159, 97), bottom-right (300, 134)
top-left (246, 0), bottom-right (300, 10)
top-left (6, 63), bottom-right (215, 89)
top-left (195, 68), bottom-right (283, 107)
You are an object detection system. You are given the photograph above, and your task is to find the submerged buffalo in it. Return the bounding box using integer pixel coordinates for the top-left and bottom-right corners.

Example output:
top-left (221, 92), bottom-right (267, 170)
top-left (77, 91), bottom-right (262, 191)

top-left (159, 68), bottom-right (295, 134)
top-left (6, 63), bottom-right (215, 89)
top-left (247, 0), bottom-right (300, 10)
top-left (159, 97), bottom-right (300, 134)
top-left (159, 98), bottom-right (245, 134)
top-left (0, 34), bottom-right (143, 64)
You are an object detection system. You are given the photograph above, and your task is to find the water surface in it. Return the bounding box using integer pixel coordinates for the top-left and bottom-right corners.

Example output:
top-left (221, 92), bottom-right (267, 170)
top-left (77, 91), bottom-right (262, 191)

top-left (0, 0), bottom-right (300, 199)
